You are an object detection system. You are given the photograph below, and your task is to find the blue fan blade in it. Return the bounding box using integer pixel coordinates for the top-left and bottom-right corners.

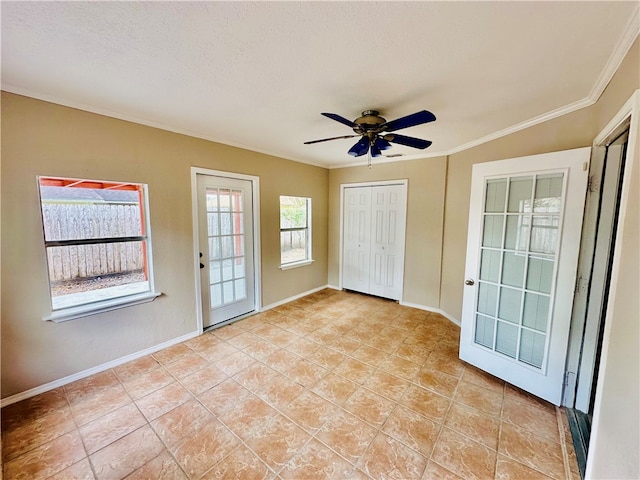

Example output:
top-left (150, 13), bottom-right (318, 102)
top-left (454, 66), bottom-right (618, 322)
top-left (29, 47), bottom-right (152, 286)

top-left (384, 133), bottom-right (432, 149)
top-left (304, 134), bottom-right (359, 145)
top-left (374, 137), bottom-right (392, 150)
top-left (321, 112), bottom-right (357, 128)
top-left (381, 110), bottom-right (436, 132)
top-left (348, 137), bottom-right (370, 157)
top-left (370, 143), bottom-right (382, 158)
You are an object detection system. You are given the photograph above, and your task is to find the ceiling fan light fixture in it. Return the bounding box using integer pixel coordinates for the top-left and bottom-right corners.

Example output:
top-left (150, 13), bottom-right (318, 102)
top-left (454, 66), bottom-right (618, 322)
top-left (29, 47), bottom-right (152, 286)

top-left (348, 136), bottom-right (370, 157)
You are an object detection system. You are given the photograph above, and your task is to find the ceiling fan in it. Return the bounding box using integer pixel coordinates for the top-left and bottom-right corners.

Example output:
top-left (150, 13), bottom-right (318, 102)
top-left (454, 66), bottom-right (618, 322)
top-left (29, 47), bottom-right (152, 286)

top-left (304, 109), bottom-right (436, 158)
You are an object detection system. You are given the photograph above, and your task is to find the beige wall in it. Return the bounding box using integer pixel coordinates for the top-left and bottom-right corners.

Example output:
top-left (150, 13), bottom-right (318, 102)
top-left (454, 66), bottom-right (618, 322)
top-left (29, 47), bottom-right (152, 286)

top-left (328, 157), bottom-right (447, 309)
top-left (1, 92), bottom-right (329, 398)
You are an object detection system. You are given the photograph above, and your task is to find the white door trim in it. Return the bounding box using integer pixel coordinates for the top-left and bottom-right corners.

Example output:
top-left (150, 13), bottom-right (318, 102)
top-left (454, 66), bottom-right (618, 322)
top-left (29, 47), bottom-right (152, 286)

top-left (191, 167), bottom-right (262, 333)
top-left (338, 179), bottom-right (408, 299)
top-left (586, 89), bottom-right (639, 478)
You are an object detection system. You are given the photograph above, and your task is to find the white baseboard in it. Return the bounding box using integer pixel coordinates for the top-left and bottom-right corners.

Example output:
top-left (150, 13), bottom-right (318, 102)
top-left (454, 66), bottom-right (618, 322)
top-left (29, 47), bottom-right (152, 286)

top-left (1, 330), bottom-right (200, 408)
top-left (261, 285), bottom-right (331, 311)
top-left (326, 284), bottom-right (341, 291)
top-left (399, 300), bottom-right (461, 326)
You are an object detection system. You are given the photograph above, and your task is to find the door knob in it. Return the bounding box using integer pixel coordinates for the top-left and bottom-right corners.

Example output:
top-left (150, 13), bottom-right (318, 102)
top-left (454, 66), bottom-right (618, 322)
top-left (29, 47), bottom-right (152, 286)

top-left (464, 278), bottom-right (475, 286)
top-left (200, 263), bottom-right (205, 269)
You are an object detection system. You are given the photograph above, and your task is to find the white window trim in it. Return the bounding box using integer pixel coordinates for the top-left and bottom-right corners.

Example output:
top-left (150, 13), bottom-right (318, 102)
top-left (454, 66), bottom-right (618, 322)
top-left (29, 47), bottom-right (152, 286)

top-left (43, 291), bottom-right (162, 322)
top-left (279, 196), bottom-right (312, 268)
top-left (38, 176), bottom-right (161, 322)
top-left (279, 259), bottom-right (315, 271)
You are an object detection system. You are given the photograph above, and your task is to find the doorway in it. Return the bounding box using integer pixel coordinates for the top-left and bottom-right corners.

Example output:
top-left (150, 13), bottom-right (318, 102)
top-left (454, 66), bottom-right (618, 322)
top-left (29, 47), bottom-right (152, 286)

top-left (192, 168), bottom-right (261, 330)
top-left (566, 126), bottom-right (629, 477)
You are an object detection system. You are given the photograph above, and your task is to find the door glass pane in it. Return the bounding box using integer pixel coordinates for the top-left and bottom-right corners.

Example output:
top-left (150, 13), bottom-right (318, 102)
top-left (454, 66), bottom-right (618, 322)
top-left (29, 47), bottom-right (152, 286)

top-left (498, 287), bottom-right (522, 324)
top-left (475, 315), bottom-right (495, 348)
top-left (222, 259), bottom-right (233, 281)
top-left (221, 236), bottom-right (233, 259)
top-left (208, 237), bottom-right (221, 260)
top-left (477, 282), bottom-right (498, 316)
top-left (207, 213), bottom-right (219, 236)
top-left (231, 190), bottom-right (243, 212)
top-left (234, 256), bottom-right (246, 278)
top-left (210, 283), bottom-right (222, 308)
top-left (209, 261), bottom-right (221, 284)
top-left (534, 174), bottom-right (563, 213)
top-left (222, 281), bottom-right (234, 303)
top-left (522, 293), bottom-right (550, 332)
top-left (234, 213), bottom-right (244, 234)
top-left (519, 330), bottom-right (545, 368)
top-left (220, 213), bottom-right (232, 235)
top-left (502, 252), bottom-right (525, 287)
top-left (233, 236), bottom-right (244, 257)
top-left (479, 249), bottom-right (501, 282)
top-left (484, 179), bottom-right (507, 213)
top-left (495, 321), bottom-right (518, 358)
top-left (530, 216), bottom-right (559, 254)
top-left (206, 189), bottom-right (219, 211)
top-left (482, 216), bottom-right (503, 247)
top-left (505, 215), bottom-right (529, 251)
top-left (234, 279), bottom-right (246, 301)
top-left (526, 256), bottom-right (553, 293)
top-left (507, 177), bottom-right (533, 213)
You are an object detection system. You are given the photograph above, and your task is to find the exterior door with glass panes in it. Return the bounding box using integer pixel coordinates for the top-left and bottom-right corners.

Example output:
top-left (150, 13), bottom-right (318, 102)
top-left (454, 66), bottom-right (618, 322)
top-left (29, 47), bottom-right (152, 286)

top-left (197, 174), bottom-right (255, 328)
top-left (460, 148), bottom-right (590, 405)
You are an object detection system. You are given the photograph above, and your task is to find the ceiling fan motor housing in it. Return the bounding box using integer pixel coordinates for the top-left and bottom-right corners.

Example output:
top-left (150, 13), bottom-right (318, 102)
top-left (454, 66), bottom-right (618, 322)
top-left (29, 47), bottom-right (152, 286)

top-left (353, 110), bottom-right (386, 134)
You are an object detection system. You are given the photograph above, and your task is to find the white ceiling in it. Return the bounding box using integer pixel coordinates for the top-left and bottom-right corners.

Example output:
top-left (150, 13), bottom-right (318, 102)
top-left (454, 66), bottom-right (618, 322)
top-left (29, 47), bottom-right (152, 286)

top-left (2, 2), bottom-right (638, 168)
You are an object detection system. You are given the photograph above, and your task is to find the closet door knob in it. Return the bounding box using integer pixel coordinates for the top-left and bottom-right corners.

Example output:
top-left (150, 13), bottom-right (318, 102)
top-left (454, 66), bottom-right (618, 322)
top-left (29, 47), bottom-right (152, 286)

top-left (464, 278), bottom-right (475, 286)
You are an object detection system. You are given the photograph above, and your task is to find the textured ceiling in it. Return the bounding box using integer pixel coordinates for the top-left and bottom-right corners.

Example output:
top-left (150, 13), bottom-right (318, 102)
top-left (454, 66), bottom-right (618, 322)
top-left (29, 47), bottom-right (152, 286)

top-left (2, 2), bottom-right (638, 168)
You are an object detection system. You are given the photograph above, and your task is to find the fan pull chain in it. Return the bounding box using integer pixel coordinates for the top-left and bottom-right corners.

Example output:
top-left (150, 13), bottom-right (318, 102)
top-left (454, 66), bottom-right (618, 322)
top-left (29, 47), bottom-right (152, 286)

top-left (368, 150), bottom-right (372, 169)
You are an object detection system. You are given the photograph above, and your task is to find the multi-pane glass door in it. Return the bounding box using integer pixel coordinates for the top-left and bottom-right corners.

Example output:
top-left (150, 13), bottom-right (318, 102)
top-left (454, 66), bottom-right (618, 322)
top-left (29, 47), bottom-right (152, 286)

top-left (459, 147), bottom-right (590, 405)
top-left (475, 173), bottom-right (564, 370)
top-left (197, 174), bottom-right (255, 328)
top-left (206, 187), bottom-right (247, 308)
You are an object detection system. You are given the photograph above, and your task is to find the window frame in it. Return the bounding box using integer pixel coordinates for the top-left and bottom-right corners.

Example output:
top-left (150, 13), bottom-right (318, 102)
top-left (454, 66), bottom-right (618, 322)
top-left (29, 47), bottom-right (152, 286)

top-left (37, 176), bottom-right (160, 322)
top-left (279, 195), bottom-right (313, 269)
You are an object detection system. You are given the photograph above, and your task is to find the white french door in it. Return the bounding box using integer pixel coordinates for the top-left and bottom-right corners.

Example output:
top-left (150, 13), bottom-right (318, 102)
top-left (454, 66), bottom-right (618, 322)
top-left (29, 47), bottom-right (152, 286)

top-left (460, 148), bottom-right (590, 405)
top-left (196, 173), bottom-right (256, 328)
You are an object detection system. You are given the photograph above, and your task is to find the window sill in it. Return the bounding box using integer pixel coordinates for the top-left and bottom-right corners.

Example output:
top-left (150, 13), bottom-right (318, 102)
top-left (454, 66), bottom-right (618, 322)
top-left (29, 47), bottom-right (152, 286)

top-left (279, 259), bottom-right (314, 271)
top-left (43, 291), bottom-right (162, 323)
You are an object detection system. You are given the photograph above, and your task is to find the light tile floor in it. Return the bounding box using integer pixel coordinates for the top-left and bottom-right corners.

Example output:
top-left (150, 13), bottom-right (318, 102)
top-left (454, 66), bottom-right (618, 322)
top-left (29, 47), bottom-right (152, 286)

top-left (2, 289), bottom-right (581, 479)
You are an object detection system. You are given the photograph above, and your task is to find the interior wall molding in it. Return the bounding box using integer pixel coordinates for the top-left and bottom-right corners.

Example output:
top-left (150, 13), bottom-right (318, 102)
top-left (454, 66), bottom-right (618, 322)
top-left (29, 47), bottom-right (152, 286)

top-left (261, 284), bottom-right (330, 311)
top-left (399, 300), bottom-right (461, 326)
top-left (3, 7), bottom-right (637, 172)
top-left (0, 330), bottom-right (200, 408)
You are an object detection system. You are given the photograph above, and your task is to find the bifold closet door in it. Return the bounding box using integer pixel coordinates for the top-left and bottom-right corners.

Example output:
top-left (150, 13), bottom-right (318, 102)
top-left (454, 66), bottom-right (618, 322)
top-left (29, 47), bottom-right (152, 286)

top-left (342, 184), bottom-right (407, 301)
top-left (343, 187), bottom-right (372, 294)
top-left (369, 185), bottom-right (407, 300)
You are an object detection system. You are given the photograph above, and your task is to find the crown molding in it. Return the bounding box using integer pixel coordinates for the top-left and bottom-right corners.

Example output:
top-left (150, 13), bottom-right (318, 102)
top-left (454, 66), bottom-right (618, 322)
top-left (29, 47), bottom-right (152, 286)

top-left (4, 9), bottom-right (638, 170)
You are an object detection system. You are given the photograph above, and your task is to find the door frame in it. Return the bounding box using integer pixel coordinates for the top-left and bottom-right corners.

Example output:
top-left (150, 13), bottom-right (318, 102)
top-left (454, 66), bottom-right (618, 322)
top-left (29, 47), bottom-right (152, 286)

top-left (565, 91), bottom-right (639, 410)
top-left (338, 179), bottom-right (408, 298)
top-left (191, 167), bottom-right (262, 333)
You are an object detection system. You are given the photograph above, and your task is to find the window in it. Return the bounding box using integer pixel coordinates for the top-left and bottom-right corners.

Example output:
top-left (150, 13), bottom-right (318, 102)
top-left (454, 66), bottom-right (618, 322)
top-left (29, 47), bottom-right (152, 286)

top-left (279, 196), bottom-right (312, 268)
top-left (38, 176), bottom-right (159, 321)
